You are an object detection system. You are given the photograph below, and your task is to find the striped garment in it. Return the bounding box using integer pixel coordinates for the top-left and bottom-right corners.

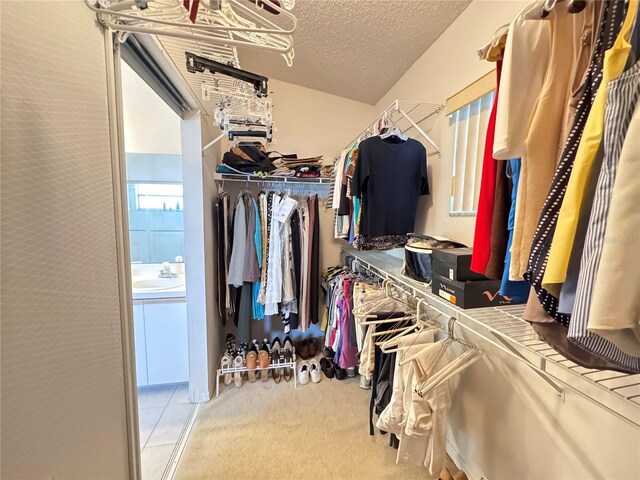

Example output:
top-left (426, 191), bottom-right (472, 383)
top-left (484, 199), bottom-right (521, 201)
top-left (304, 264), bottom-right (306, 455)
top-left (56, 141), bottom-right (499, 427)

top-left (568, 60), bottom-right (640, 373)
top-left (524, 0), bottom-right (627, 326)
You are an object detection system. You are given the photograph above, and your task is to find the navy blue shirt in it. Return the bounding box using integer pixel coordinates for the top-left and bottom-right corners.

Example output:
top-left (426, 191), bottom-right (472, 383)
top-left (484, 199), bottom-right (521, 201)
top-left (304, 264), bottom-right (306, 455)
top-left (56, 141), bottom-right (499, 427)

top-left (352, 136), bottom-right (429, 238)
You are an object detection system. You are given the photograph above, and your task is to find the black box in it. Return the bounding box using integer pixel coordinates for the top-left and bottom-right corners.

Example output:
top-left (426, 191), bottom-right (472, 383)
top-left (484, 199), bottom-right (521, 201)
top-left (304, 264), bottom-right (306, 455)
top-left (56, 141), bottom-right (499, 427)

top-left (432, 248), bottom-right (487, 282)
top-left (431, 274), bottom-right (521, 309)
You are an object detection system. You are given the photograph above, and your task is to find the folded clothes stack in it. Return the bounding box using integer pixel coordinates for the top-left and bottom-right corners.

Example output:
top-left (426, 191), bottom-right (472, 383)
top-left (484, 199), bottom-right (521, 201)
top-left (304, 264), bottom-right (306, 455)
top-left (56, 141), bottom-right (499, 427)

top-left (215, 144), bottom-right (332, 178)
top-left (273, 155), bottom-right (327, 178)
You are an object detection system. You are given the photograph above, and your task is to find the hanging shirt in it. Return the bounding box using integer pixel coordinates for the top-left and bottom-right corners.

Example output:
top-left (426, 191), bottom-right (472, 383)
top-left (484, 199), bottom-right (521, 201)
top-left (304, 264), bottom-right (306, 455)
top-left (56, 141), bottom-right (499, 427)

top-left (509, 4), bottom-right (584, 281)
top-left (492, 0), bottom-right (551, 160)
top-left (524, 0), bottom-right (628, 325)
top-left (567, 57), bottom-right (640, 373)
top-left (588, 88), bottom-right (640, 356)
top-left (470, 63), bottom-right (502, 274)
top-left (352, 136), bottom-right (428, 239)
top-left (542, 0), bottom-right (638, 293)
top-left (227, 194), bottom-right (247, 287)
top-left (500, 159), bottom-right (529, 302)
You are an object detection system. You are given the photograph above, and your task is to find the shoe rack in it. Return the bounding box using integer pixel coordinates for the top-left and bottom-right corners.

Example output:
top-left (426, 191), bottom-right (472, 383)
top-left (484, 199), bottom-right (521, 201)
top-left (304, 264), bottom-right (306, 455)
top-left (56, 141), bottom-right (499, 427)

top-left (215, 353), bottom-right (298, 397)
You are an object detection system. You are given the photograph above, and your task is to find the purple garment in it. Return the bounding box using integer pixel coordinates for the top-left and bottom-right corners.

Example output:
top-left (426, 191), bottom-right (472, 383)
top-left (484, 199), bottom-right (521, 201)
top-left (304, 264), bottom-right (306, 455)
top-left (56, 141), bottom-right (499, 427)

top-left (338, 279), bottom-right (359, 369)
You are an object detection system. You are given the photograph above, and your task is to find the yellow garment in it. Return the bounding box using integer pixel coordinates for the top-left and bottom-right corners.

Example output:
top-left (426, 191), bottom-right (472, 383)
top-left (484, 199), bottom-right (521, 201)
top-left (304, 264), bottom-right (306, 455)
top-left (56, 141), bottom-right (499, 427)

top-left (542, 0), bottom-right (638, 295)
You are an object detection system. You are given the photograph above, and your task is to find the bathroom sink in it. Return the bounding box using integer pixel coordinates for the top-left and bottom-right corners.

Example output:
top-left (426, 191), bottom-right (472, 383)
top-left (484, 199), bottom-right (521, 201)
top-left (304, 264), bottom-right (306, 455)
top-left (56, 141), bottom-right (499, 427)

top-left (133, 277), bottom-right (185, 290)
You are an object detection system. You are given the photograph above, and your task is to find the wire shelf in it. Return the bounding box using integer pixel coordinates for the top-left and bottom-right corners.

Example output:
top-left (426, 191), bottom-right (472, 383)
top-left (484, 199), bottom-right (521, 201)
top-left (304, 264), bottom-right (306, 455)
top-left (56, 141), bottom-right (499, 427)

top-left (344, 100), bottom-right (444, 153)
top-left (213, 172), bottom-right (333, 185)
top-left (341, 247), bottom-right (640, 429)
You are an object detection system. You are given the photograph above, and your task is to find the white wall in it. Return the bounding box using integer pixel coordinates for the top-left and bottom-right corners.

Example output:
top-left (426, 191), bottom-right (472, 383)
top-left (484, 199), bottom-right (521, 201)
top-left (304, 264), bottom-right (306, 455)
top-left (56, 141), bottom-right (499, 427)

top-left (122, 61), bottom-right (182, 155)
top-left (182, 113), bottom-right (223, 402)
top-left (375, 0), bottom-right (526, 246)
top-left (374, 1), bottom-right (640, 479)
top-left (1, 1), bottom-right (130, 478)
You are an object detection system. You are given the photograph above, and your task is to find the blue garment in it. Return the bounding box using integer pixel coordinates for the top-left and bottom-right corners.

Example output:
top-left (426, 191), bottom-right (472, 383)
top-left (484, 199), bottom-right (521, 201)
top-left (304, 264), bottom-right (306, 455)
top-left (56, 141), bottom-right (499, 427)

top-left (500, 158), bottom-right (529, 301)
top-left (251, 198), bottom-right (264, 320)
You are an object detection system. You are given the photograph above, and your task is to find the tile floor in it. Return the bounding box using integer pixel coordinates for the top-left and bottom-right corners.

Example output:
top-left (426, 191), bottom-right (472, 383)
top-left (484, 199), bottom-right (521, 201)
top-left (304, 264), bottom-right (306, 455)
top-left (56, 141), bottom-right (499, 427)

top-left (139, 383), bottom-right (193, 480)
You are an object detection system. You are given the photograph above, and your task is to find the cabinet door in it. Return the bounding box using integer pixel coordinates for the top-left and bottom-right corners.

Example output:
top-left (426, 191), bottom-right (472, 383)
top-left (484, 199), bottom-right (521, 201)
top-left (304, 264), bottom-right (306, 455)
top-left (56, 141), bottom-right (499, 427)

top-left (143, 301), bottom-right (189, 385)
top-left (133, 303), bottom-right (148, 387)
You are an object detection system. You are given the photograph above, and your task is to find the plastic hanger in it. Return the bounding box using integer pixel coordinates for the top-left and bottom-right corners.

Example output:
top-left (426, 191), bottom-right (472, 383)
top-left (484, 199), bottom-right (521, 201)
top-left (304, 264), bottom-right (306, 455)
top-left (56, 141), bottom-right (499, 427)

top-left (378, 115), bottom-right (408, 141)
top-left (380, 299), bottom-right (439, 353)
top-left (478, 23), bottom-right (509, 61)
top-left (398, 317), bottom-right (478, 366)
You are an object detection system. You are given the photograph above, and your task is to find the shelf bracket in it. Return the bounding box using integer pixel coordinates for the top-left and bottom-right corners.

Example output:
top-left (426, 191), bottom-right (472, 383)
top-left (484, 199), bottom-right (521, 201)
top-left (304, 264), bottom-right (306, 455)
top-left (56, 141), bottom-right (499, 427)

top-left (490, 331), bottom-right (565, 402)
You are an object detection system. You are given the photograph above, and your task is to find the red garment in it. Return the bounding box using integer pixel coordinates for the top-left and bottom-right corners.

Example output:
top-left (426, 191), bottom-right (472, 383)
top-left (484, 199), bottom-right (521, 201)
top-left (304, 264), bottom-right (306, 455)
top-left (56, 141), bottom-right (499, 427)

top-left (470, 62), bottom-right (503, 274)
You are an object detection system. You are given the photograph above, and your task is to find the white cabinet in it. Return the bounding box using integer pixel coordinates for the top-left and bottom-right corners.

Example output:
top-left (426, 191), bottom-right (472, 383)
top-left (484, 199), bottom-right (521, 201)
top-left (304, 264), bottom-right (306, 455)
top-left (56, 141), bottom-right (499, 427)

top-left (132, 298), bottom-right (189, 386)
top-left (133, 303), bottom-right (148, 387)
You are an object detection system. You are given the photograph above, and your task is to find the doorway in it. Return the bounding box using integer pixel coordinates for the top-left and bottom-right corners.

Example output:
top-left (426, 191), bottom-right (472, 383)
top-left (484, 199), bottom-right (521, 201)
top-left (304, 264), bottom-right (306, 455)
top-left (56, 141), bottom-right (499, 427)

top-left (121, 60), bottom-right (197, 479)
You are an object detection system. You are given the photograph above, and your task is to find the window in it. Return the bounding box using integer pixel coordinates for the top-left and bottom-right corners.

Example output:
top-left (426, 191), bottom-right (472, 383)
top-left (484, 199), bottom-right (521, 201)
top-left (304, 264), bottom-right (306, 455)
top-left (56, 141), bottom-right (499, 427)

top-left (127, 180), bottom-right (184, 264)
top-left (135, 183), bottom-right (183, 211)
top-left (449, 90), bottom-right (495, 216)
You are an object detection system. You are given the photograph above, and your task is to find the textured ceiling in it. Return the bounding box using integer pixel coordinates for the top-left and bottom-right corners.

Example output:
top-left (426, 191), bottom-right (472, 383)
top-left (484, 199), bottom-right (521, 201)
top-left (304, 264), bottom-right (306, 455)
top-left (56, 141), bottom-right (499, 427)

top-left (237, 0), bottom-right (471, 104)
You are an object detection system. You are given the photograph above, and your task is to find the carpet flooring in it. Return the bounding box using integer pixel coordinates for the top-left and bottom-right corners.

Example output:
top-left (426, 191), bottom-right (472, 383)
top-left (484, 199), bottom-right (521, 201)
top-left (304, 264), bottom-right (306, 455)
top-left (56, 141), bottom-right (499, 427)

top-left (175, 373), bottom-right (459, 480)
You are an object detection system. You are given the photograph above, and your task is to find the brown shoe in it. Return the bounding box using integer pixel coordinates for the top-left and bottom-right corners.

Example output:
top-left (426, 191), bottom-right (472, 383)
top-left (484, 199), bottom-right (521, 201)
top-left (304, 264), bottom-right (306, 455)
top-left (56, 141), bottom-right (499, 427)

top-left (258, 347), bottom-right (270, 382)
top-left (246, 350), bottom-right (258, 383)
top-left (295, 339), bottom-right (310, 360)
top-left (439, 468), bottom-right (453, 480)
top-left (308, 338), bottom-right (320, 358)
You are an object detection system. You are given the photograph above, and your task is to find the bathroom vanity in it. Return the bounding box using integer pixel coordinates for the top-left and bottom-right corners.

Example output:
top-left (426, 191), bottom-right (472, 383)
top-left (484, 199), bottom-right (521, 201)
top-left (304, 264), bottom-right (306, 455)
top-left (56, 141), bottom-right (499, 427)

top-left (132, 264), bottom-right (188, 387)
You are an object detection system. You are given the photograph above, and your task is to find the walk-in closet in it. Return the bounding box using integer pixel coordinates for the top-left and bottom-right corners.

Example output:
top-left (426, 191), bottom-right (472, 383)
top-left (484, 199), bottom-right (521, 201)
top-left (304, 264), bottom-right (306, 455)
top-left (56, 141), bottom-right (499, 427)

top-left (2, 1), bottom-right (640, 479)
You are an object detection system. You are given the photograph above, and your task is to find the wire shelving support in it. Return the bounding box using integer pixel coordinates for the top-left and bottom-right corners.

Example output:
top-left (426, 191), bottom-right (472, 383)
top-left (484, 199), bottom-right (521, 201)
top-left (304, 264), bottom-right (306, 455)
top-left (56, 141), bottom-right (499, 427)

top-left (344, 100), bottom-right (444, 154)
top-left (341, 246), bottom-right (640, 430)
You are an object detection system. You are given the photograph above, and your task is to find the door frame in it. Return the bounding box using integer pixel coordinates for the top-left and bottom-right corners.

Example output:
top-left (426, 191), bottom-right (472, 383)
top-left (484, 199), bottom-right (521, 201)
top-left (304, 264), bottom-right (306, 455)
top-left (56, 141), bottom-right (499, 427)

top-left (104, 28), bottom-right (218, 480)
top-left (104, 29), bottom-right (142, 480)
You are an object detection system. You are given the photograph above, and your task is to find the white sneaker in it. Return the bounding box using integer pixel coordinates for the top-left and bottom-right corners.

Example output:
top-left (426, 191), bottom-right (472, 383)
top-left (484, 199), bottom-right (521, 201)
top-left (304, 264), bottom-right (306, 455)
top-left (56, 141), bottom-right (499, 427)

top-left (233, 355), bottom-right (244, 388)
top-left (298, 360), bottom-right (310, 385)
top-left (309, 359), bottom-right (322, 383)
top-left (221, 353), bottom-right (233, 386)
top-left (359, 375), bottom-right (371, 389)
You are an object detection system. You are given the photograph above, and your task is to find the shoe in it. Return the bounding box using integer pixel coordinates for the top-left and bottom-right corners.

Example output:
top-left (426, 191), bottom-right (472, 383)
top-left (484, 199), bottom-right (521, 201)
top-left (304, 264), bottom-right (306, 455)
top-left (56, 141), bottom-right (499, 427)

top-left (271, 337), bottom-right (282, 384)
top-left (295, 339), bottom-right (310, 360)
top-left (233, 355), bottom-right (244, 388)
top-left (323, 346), bottom-right (335, 359)
top-left (346, 367), bottom-right (357, 378)
top-left (439, 468), bottom-right (453, 480)
top-left (221, 353), bottom-right (233, 386)
top-left (298, 360), bottom-right (310, 385)
top-left (246, 343), bottom-right (258, 383)
top-left (225, 333), bottom-right (237, 356)
top-left (359, 375), bottom-right (371, 389)
top-left (308, 338), bottom-right (320, 357)
top-left (320, 358), bottom-right (335, 379)
top-left (258, 343), bottom-right (270, 382)
top-left (309, 359), bottom-right (321, 383)
top-left (334, 365), bottom-right (347, 380)
top-left (283, 335), bottom-right (294, 382)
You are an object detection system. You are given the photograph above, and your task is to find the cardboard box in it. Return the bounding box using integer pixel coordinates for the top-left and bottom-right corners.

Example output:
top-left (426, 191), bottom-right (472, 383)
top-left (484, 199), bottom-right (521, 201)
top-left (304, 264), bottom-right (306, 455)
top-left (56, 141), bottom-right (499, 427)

top-left (431, 274), bottom-right (521, 309)
top-left (432, 248), bottom-right (487, 282)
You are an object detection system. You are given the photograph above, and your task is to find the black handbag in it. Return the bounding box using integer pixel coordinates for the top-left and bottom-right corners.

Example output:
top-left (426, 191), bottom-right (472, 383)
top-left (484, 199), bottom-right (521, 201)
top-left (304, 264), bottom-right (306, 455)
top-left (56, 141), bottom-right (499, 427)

top-left (402, 234), bottom-right (466, 284)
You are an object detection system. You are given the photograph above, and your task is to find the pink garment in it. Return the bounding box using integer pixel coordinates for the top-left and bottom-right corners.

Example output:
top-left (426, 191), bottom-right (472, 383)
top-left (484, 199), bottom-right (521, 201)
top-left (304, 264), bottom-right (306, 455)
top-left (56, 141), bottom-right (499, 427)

top-left (338, 279), bottom-right (359, 369)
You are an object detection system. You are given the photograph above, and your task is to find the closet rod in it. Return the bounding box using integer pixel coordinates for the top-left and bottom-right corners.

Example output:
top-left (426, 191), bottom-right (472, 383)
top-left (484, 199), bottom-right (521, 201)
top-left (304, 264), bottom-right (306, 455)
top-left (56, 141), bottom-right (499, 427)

top-left (213, 172), bottom-right (333, 185)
